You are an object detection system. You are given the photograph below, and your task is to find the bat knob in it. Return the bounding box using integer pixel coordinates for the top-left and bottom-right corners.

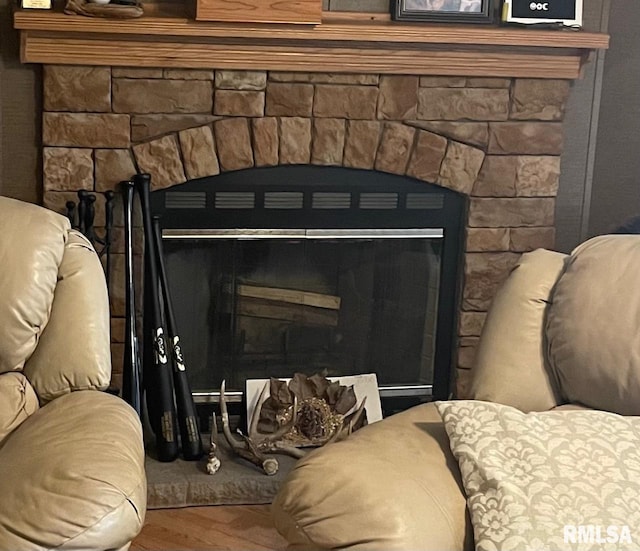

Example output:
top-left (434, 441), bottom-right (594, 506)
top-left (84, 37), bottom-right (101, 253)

top-left (262, 458), bottom-right (279, 476)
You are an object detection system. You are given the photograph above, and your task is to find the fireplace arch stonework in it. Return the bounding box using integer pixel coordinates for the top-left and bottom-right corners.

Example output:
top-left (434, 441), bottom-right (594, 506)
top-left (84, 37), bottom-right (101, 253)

top-left (41, 67), bottom-right (565, 396)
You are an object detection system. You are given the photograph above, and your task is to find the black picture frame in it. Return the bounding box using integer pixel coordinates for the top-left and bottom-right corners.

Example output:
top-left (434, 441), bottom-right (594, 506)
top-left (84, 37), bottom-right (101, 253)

top-left (392, 0), bottom-right (493, 23)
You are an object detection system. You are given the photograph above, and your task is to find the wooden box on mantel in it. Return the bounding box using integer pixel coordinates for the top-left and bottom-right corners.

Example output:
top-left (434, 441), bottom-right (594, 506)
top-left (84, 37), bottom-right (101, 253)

top-left (196, 0), bottom-right (322, 24)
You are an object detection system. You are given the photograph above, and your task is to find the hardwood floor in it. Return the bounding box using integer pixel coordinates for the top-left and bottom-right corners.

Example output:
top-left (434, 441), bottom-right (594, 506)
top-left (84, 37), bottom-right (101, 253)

top-left (130, 505), bottom-right (289, 550)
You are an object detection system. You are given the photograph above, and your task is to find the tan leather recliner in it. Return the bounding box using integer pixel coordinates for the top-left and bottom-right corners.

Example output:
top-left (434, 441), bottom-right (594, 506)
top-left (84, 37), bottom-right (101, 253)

top-left (272, 235), bottom-right (640, 550)
top-left (0, 197), bottom-right (146, 551)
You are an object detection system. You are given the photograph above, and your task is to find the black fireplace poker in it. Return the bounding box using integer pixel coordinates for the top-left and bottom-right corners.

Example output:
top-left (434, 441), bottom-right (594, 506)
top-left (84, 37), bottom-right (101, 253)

top-left (65, 190), bottom-right (115, 288)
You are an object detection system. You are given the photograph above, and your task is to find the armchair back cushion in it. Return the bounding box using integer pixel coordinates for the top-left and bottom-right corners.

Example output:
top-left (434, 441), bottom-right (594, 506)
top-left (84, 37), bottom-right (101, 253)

top-left (0, 197), bottom-right (111, 402)
top-left (547, 234), bottom-right (640, 415)
top-left (470, 248), bottom-right (566, 412)
top-left (0, 197), bottom-right (67, 374)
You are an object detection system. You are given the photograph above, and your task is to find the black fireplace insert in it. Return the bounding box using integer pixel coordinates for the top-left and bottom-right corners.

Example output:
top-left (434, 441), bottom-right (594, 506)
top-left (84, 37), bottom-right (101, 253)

top-left (150, 166), bottom-right (466, 410)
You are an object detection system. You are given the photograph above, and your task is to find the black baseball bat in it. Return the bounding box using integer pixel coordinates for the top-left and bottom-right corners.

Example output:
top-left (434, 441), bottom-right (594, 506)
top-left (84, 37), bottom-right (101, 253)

top-left (134, 173), bottom-right (179, 462)
top-left (104, 190), bottom-right (115, 290)
top-left (120, 181), bottom-right (141, 417)
top-left (152, 217), bottom-right (204, 461)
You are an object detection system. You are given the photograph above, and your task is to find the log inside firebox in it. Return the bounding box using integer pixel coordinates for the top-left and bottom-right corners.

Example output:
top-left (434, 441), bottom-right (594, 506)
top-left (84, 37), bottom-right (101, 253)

top-left (223, 284), bottom-right (341, 327)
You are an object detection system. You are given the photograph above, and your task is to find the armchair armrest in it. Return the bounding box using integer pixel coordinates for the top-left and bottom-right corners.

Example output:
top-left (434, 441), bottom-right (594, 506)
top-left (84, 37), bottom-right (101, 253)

top-left (272, 402), bottom-right (472, 551)
top-left (0, 391), bottom-right (146, 550)
top-left (24, 231), bottom-right (111, 403)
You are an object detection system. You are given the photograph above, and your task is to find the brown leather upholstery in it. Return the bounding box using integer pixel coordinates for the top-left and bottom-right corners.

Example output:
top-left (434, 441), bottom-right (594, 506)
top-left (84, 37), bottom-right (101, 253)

top-left (547, 235), bottom-right (640, 415)
top-left (272, 402), bottom-right (473, 551)
top-left (273, 237), bottom-right (640, 550)
top-left (0, 197), bottom-right (67, 374)
top-left (470, 248), bottom-right (566, 412)
top-left (0, 372), bottom-right (39, 442)
top-left (0, 197), bottom-right (146, 550)
top-left (24, 230), bottom-right (111, 402)
top-left (0, 392), bottom-right (146, 550)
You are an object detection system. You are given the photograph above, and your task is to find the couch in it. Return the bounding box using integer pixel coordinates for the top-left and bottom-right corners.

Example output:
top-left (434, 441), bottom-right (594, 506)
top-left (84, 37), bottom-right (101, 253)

top-left (0, 197), bottom-right (146, 550)
top-left (272, 234), bottom-right (640, 550)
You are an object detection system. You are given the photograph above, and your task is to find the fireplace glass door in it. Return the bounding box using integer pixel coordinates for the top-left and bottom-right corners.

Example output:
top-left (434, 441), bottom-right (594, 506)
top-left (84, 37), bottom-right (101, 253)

top-left (163, 229), bottom-right (443, 400)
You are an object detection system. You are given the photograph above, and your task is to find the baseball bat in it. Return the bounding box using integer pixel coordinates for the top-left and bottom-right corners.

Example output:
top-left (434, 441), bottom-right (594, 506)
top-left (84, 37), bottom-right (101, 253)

top-left (104, 190), bottom-right (115, 290)
top-left (120, 181), bottom-right (142, 417)
top-left (152, 217), bottom-right (204, 461)
top-left (134, 173), bottom-right (179, 462)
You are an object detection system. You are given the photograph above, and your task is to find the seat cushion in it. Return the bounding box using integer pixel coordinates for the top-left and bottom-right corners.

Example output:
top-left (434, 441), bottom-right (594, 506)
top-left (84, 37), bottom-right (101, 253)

top-left (437, 400), bottom-right (640, 551)
top-left (546, 234), bottom-right (640, 415)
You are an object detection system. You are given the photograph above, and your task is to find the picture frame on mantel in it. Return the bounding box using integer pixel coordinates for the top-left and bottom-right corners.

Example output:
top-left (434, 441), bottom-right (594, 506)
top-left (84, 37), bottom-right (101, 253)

top-left (392, 0), bottom-right (493, 23)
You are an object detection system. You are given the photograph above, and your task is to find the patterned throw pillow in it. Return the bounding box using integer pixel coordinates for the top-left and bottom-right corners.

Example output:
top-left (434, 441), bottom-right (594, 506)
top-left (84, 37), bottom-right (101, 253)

top-left (436, 400), bottom-right (640, 551)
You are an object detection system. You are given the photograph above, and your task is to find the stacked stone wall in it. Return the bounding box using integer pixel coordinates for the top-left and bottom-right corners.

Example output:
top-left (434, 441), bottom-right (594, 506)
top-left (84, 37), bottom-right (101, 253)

top-left (41, 65), bottom-right (570, 396)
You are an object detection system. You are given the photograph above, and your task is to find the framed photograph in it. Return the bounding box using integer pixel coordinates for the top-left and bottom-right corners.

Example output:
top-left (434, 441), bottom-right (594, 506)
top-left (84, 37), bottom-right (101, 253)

top-left (393, 0), bottom-right (493, 23)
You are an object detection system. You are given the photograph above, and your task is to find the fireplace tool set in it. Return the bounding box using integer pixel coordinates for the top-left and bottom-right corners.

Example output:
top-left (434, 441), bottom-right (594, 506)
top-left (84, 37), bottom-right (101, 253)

top-left (65, 190), bottom-right (115, 288)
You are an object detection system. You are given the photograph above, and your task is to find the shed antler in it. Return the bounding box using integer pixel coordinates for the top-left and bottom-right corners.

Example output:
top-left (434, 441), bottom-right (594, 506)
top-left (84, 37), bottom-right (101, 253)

top-left (220, 380), bottom-right (280, 475)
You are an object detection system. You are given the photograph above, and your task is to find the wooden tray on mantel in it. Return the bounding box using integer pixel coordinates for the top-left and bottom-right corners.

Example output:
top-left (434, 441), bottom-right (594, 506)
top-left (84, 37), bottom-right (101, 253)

top-left (196, 0), bottom-right (322, 25)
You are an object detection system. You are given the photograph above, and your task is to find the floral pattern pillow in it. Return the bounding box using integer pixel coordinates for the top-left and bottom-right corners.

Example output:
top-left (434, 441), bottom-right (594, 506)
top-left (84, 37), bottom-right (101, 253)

top-left (436, 400), bottom-right (640, 551)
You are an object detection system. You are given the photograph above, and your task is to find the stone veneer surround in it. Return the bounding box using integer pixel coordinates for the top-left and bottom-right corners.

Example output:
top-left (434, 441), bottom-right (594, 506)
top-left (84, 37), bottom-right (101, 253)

top-left (41, 65), bottom-right (569, 397)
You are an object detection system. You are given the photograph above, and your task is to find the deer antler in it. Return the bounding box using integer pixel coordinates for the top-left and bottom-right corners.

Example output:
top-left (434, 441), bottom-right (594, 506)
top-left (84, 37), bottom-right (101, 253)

top-left (247, 382), bottom-right (304, 458)
top-left (220, 380), bottom-right (279, 475)
top-left (250, 389), bottom-right (299, 444)
top-left (206, 414), bottom-right (221, 475)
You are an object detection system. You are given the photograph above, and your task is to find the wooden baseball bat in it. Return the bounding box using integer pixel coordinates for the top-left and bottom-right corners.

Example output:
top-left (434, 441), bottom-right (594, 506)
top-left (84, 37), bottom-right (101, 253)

top-left (134, 173), bottom-right (179, 462)
top-left (152, 217), bottom-right (204, 461)
top-left (120, 181), bottom-right (141, 417)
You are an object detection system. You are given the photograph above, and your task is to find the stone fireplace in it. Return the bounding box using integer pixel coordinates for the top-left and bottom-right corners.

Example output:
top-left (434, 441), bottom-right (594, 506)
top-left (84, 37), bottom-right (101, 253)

top-left (40, 65), bottom-right (568, 400)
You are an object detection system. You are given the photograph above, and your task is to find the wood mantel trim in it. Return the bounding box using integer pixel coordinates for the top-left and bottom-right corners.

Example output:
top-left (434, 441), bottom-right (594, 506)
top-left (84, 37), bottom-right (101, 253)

top-left (20, 33), bottom-right (585, 78)
top-left (15, 8), bottom-right (609, 77)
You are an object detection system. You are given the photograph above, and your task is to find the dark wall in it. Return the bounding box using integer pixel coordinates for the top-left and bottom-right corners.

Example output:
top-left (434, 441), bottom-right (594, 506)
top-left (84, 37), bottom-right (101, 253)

top-left (588, 0), bottom-right (640, 236)
top-left (554, 0), bottom-right (609, 252)
top-left (0, 0), bottom-right (40, 203)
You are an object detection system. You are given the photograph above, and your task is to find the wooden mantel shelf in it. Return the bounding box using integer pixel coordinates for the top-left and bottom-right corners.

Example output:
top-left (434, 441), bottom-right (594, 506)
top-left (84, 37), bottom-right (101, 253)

top-left (14, 7), bottom-right (609, 78)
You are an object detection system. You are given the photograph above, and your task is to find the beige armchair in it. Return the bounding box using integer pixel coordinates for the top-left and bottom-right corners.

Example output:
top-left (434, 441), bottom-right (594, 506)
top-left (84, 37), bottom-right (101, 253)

top-left (0, 197), bottom-right (146, 551)
top-left (272, 234), bottom-right (640, 550)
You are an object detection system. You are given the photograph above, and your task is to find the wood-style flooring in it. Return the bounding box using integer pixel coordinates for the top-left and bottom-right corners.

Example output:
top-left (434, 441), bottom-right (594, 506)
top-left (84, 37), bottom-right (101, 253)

top-left (130, 505), bottom-right (289, 550)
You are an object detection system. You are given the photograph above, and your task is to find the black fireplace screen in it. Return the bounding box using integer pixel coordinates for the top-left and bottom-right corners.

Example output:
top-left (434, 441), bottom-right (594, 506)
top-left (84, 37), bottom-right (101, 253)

top-left (151, 166), bottom-right (465, 403)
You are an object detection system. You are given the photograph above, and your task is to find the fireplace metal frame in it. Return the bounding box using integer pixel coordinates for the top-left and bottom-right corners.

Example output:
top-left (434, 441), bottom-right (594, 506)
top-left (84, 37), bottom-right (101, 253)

top-left (150, 166), bottom-right (466, 405)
